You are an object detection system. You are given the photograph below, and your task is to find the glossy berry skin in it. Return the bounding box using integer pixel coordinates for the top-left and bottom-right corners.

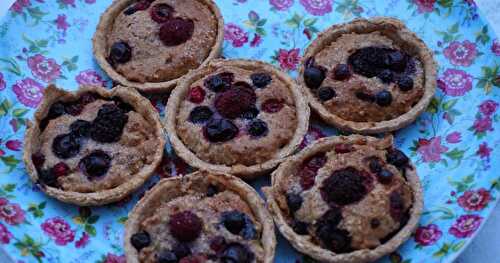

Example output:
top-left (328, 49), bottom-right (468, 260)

top-left (247, 119), bottom-right (268, 137)
top-left (397, 76), bottom-right (414, 91)
top-left (386, 149), bottom-right (409, 168)
top-left (188, 86), bottom-right (206, 104)
top-left (375, 90), bottom-right (393, 107)
top-left (52, 162), bottom-right (69, 177)
top-left (250, 73), bottom-right (272, 88)
top-left (377, 69), bottom-right (394, 84)
top-left (220, 210), bottom-right (257, 240)
top-left (304, 66), bottom-right (325, 90)
top-left (109, 41), bottom-right (132, 64)
top-left (204, 118), bottom-right (238, 143)
top-left (189, 106), bottom-right (213, 124)
top-left (159, 18), bottom-right (194, 46)
top-left (317, 86), bottom-right (336, 101)
top-left (204, 72), bottom-right (234, 92)
top-left (79, 151), bottom-right (111, 179)
top-left (386, 50), bottom-right (408, 72)
top-left (52, 133), bottom-right (81, 159)
top-left (131, 231), bottom-right (151, 251)
top-left (221, 243), bottom-right (253, 263)
top-left (168, 211), bottom-right (203, 242)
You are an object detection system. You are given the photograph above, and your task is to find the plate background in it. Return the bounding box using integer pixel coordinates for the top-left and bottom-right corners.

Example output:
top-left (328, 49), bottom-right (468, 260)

top-left (0, 0), bottom-right (499, 263)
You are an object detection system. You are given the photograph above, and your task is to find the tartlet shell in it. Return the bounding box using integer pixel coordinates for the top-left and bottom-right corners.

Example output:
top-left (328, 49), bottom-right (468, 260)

top-left (263, 135), bottom-right (424, 263)
top-left (297, 17), bottom-right (437, 134)
top-left (124, 171), bottom-right (276, 263)
top-left (23, 85), bottom-right (166, 206)
top-left (165, 59), bottom-right (310, 179)
top-left (92, 0), bottom-right (224, 92)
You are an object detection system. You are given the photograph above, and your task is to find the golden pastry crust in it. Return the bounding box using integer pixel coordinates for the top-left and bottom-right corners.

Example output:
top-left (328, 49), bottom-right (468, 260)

top-left (165, 59), bottom-right (310, 179)
top-left (23, 85), bottom-right (165, 206)
top-left (124, 171), bottom-right (276, 263)
top-left (92, 0), bottom-right (224, 92)
top-left (263, 135), bottom-right (423, 263)
top-left (297, 17), bottom-right (436, 134)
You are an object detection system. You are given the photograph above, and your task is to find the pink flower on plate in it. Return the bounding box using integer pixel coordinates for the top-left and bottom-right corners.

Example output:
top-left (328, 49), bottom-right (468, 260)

top-left (476, 142), bottom-right (492, 159)
top-left (10, 0), bottom-right (31, 13)
top-left (104, 253), bottom-right (126, 263)
top-left (417, 137), bottom-right (449, 163)
top-left (413, 0), bottom-right (435, 13)
top-left (75, 70), bottom-right (105, 86)
top-left (449, 214), bottom-right (483, 238)
top-left (41, 217), bottom-right (75, 246)
top-left (0, 223), bottom-right (13, 244)
top-left (270, 0), bottom-right (294, 11)
top-left (250, 34), bottom-right (262, 47)
top-left (437, 69), bottom-right (473, 97)
top-left (0, 198), bottom-right (25, 225)
top-left (472, 116), bottom-right (493, 134)
top-left (12, 78), bottom-right (44, 108)
top-left (443, 40), bottom-right (477, 67)
top-left (492, 39), bottom-right (500, 56)
top-left (0, 72), bottom-right (6, 91)
top-left (479, 99), bottom-right (499, 116)
top-left (27, 54), bottom-right (61, 83)
top-left (277, 48), bottom-right (301, 71)
top-left (300, 126), bottom-right (326, 149)
top-left (300, 0), bottom-right (332, 16)
top-left (75, 232), bottom-right (90, 248)
top-left (6, 140), bottom-right (22, 151)
top-left (445, 132), bottom-right (461, 143)
top-left (55, 14), bottom-right (69, 33)
top-left (224, 23), bottom-right (249, 47)
top-left (414, 224), bottom-right (442, 246)
top-left (458, 188), bottom-right (491, 211)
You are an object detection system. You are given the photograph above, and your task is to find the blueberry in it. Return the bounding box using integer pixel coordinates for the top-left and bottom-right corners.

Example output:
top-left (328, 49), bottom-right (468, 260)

top-left (52, 133), bottom-right (81, 159)
top-left (291, 220), bottom-right (309, 235)
top-left (317, 86), bottom-right (336, 101)
top-left (377, 69), bottom-right (394, 83)
top-left (250, 73), bottom-right (272, 88)
top-left (247, 119), bottom-right (268, 137)
top-left (304, 66), bottom-right (325, 90)
top-left (70, 120), bottom-right (92, 138)
top-left (109, 41), bottom-right (132, 64)
top-left (386, 149), bottom-right (409, 168)
top-left (286, 193), bottom-right (303, 213)
top-left (377, 169), bottom-right (394, 184)
top-left (333, 64), bottom-right (351, 81)
top-left (131, 231), bottom-right (151, 251)
top-left (240, 107), bottom-right (259, 119)
top-left (204, 118), bottom-right (238, 143)
top-left (157, 250), bottom-right (177, 263)
top-left (375, 90), bottom-right (392, 107)
top-left (204, 73), bottom-right (232, 92)
top-left (189, 106), bottom-right (213, 124)
top-left (386, 50), bottom-right (407, 72)
top-left (79, 151), bottom-right (111, 179)
top-left (397, 76), bottom-right (414, 91)
top-left (221, 211), bottom-right (257, 240)
top-left (221, 243), bottom-right (253, 263)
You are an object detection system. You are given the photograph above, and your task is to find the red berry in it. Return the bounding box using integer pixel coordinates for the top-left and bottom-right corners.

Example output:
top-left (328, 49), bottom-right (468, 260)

top-left (52, 162), bottom-right (69, 177)
top-left (261, 99), bottom-right (284, 113)
top-left (159, 18), bottom-right (194, 46)
top-left (214, 82), bottom-right (256, 119)
top-left (32, 152), bottom-right (45, 169)
top-left (150, 3), bottom-right (174, 23)
top-left (188, 86), bottom-right (206, 104)
top-left (169, 211), bottom-right (203, 242)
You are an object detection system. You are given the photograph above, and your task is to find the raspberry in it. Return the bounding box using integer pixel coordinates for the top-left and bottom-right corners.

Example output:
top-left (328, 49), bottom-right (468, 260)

top-left (332, 64), bottom-right (351, 81)
top-left (320, 167), bottom-right (369, 206)
top-left (52, 133), bottom-right (81, 159)
top-left (150, 3), bottom-right (173, 23)
top-left (168, 211), bottom-right (203, 242)
top-left (220, 210), bottom-right (257, 240)
top-left (261, 99), bottom-right (284, 113)
top-left (188, 86), bottom-right (206, 104)
top-left (250, 73), bottom-right (272, 88)
top-left (348, 47), bottom-right (387, 78)
top-left (52, 162), bottom-right (69, 177)
top-left (90, 104), bottom-right (128, 143)
top-left (179, 255), bottom-right (206, 263)
top-left (79, 151), bottom-right (111, 179)
top-left (215, 83), bottom-right (256, 119)
top-left (204, 72), bottom-right (234, 92)
top-left (204, 118), bottom-right (239, 143)
top-left (159, 18), bottom-right (194, 46)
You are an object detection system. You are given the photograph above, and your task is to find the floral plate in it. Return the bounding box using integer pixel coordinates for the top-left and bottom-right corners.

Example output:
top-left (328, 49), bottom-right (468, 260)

top-left (0, 0), bottom-right (499, 262)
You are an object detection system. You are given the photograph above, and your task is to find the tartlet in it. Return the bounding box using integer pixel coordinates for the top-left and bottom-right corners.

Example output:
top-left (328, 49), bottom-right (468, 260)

top-left (298, 17), bottom-right (436, 134)
top-left (23, 85), bottom-right (165, 206)
top-left (124, 171), bottom-right (276, 263)
top-left (93, 0), bottom-right (224, 92)
top-left (165, 59), bottom-right (309, 179)
top-left (264, 135), bottom-right (423, 263)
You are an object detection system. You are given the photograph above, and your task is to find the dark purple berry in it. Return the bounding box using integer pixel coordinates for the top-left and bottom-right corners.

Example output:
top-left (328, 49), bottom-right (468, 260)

top-left (317, 86), bottom-right (336, 101)
top-left (70, 120), bottom-right (91, 138)
top-left (291, 220), bottom-right (309, 235)
top-left (90, 104), bottom-right (128, 143)
top-left (79, 150), bottom-right (111, 179)
top-left (386, 50), bottom-right (407, 72)
top-left (317, 209), bottom-right (343, 228)
top-left (304, 66), bottom-right (325, 90)
top-left (370, 218), bottom-right (380, 229)
top-left (321, 167), bottom-right (368, 206)
top-left (38, 169), bottom-right (58, 187)
top-left (64, 102), bottom-right (84, 116)
top-left (52, 133), bottom-right (81, 159)
top-left (368, 157), bottom-right (382, 173)
top-left (333, 64), bottom-right (351, 81)
top-left (209, 236), bottom-right (227, 254)
top-left (131, 231), bottom-right (151, 251)
top-left (386, 149), bottom-right (409, 168)
top-left (377, 69), bottom-right (394, 83)
top-left (150, 3), bottom-right (174, 23)
top-left (206, 184), bottom-right (218, 197)
top-left (221, 243), bottom-right (253, 263)
top-left (250, 73), bottom-right (272, 88)
top-left (157, 250), bottom-right (177, 263)
top-left (204, 119), bottom-right (238, 143)
top-left (286, 193), bottom-right (303, 213)
top-left (172, 243), bottom-right (191, 259)
top-left (159, 18), bottom-right (194, 46)
top-left (189, 106), bottom-right (213, 124)
top-left (204, 73), bottom-right (233, 92)
top-left (397, 76), bottom-right (414, 91)
top-left (169, 211), bottom-right (203, 242)
top-left (348, 47), bottom-right (386, 78)
top-left (261, 99), bottom-right (284, 113)
top-left (109, 41), bottom-right (132, 64)
top-left (240, 107), bottom-right (259, 119)
top-left (377, 169), bottom-right (394, 184)
top-left (315, 222), bottom-right (352, 253)
top-left (375, 90), bottom-right (392, 107)
top-left (215, 83), bottom-right (256, 119)
top-left (47, 102), bottom-right (66, 119)
top-left (52, 162), bottom-right (69, 177)
top-left (221, 211), bottom-right (257, 240)
top-left (355, 91), bottom-right (375, 102)
top-left (247, 119), bottom-right (268, 137)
